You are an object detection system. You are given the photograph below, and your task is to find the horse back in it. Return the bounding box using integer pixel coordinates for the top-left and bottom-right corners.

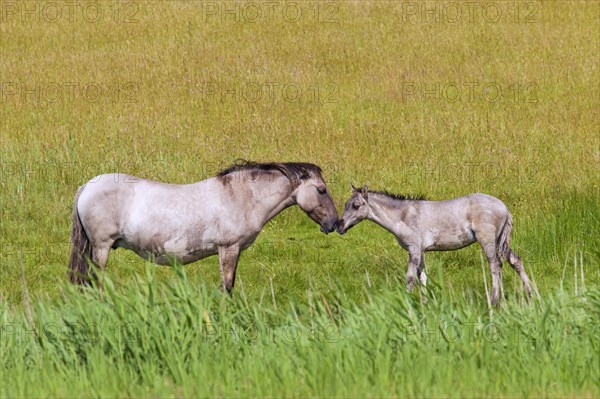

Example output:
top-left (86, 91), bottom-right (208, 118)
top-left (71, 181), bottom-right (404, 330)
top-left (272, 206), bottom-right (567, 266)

top-left (412, 193), bottom-right (509, 251)
top-left (76, 174), bottom-right (252, 249)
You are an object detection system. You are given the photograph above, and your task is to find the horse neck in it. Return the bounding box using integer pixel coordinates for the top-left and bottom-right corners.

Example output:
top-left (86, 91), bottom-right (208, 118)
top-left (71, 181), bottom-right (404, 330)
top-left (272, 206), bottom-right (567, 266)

top-left (367, 195), bottom-right (405, 233)
top-left (236, 173), bottom-right (296, 224)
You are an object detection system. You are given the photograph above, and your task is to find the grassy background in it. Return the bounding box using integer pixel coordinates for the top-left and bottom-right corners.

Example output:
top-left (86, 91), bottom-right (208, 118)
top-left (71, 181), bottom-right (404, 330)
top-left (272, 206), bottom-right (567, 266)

top-left (1, 1), bottom-right (599, 397)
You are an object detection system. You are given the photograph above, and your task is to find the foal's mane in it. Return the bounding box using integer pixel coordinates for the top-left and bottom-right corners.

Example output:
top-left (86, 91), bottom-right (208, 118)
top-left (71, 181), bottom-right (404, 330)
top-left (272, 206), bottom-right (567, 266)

top-left (217, 160), bottom-right (323, 184)
top-left (369, 190), bottom-right (427, 201)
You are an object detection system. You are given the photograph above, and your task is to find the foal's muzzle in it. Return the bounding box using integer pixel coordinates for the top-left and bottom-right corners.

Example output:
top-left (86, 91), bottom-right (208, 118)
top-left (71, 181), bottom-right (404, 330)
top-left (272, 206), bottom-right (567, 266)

top-left (336, 219), bottom-right (351, 235)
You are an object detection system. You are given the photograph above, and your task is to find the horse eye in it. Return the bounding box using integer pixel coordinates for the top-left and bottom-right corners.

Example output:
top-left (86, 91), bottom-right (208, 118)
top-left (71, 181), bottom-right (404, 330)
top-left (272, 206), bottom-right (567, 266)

top-left (352, 202), bottom-right (360, 209)
top-left (317, 187), bottom-right (326, 195)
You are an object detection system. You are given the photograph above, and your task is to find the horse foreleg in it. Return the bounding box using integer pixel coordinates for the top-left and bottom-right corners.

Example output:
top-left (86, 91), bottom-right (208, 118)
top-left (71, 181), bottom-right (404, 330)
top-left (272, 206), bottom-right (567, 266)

top-left (418, 256), bottom-right (427, 286)
top-left (406, 251), bottom-right (422, 292)
top-left (218, 245), bottom-right (241, 294)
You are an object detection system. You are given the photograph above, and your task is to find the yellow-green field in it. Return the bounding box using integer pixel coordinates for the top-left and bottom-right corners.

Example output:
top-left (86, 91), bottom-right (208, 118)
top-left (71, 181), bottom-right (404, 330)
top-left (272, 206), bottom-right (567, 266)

top-left (1, 1), bottom-right (599, 397)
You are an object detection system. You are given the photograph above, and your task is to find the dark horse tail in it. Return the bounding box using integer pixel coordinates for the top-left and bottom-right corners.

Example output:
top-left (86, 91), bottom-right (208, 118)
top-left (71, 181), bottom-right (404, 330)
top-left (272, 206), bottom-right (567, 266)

top-left (496, 212), bottom-right (513, 260)
top-left (69, 185), bottom-right (94, 285)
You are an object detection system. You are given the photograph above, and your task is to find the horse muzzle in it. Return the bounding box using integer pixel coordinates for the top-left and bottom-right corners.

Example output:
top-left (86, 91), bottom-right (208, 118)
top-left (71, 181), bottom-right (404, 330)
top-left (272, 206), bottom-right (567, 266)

top-left (336, 220), bottom-right (345, 234)
top-left (320, 219), bottom-right (338, 234)
top-left (336, 219), bottom-right (353, 235)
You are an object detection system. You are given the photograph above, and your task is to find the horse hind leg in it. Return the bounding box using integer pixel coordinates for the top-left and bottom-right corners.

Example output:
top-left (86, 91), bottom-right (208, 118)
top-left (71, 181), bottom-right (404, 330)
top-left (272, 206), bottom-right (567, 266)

top-left (91, 241), bottom-right (113, 286)
top-left (480, 240), bottom-right (503, 306)
top-left (505, 248), bottom-right (533, 300)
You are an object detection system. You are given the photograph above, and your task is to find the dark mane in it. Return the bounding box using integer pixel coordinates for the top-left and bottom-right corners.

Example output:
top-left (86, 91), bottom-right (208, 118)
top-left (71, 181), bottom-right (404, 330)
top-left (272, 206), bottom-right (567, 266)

top-left (217, 160), bottom-right (323, 183)
top-left (369, 190), bottom-right (427, 201)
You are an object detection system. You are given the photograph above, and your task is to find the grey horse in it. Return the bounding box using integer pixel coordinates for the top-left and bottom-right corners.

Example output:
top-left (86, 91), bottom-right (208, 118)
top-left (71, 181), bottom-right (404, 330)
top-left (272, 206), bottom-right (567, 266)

top-left (69, 161), bottom-right (339, 292)
top-left (337, 185), bottom-right (532, 305)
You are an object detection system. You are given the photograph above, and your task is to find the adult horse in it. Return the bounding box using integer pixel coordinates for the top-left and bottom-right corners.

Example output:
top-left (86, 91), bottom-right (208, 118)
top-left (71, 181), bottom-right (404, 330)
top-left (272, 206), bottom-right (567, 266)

top-left (69, 161), bottom-right (339, 292)
top-left (337, 185), bottom-right (532, 305)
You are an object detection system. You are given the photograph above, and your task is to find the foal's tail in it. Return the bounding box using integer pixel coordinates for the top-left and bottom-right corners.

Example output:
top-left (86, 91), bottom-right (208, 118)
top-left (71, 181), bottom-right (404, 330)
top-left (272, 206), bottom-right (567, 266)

top-left (497, 212), bottom-right (513, 260)
top-left (69, 185), bottom-right (94, 285)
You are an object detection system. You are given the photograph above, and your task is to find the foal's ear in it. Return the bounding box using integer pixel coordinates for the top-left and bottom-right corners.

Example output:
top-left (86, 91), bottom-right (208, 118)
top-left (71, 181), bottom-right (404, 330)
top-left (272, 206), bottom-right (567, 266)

top-left (360, 185), bottom-right (368, 198)
top-left (351, 183), bottom-right (357, 191)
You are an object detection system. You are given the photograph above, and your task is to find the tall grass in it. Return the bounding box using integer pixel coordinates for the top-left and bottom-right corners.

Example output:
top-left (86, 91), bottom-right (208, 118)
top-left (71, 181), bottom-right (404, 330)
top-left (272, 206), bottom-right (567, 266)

top-left (1, 268), bottom-right (598, 398)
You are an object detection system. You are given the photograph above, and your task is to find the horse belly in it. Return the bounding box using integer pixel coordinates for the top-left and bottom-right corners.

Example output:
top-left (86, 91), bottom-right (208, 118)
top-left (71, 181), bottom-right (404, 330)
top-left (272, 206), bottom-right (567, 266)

top-left (154, 249), bottom-right (217, 265)
top-left (162, 236), bottom-right (218, 264)
top-left (116, 232), bottom-right (218, 265)
top-left (424, 226), bottom-right (476, 251)
top-left (121, 195), bottom-right (219, 263)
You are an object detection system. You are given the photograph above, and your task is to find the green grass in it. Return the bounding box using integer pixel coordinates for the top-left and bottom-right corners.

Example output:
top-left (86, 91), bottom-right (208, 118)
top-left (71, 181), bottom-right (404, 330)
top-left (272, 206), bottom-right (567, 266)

top-left (1, 0), bottom-right (599, 397)
top-left (1, 269), bottom-right (599, 398)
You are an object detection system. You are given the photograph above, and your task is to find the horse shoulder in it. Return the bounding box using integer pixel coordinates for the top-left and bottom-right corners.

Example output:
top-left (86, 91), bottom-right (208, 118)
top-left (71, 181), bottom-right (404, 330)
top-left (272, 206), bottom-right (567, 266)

top-left (190, 179), bottom-right (263, 243)
top-left (398, 202), bottom-right (420, 226)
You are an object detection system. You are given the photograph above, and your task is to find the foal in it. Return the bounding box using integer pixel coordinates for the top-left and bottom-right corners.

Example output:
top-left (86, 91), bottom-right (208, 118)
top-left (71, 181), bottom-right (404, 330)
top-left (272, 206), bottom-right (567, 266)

top-left (337, 185), bottom-right (532, 305)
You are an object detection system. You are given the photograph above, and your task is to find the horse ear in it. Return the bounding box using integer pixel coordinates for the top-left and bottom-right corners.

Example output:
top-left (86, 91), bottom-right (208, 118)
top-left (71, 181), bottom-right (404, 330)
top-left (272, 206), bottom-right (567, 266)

top-left (351, 183), bottom-right (357, 191)
top-left (361, 185), bottom-right (368, 198)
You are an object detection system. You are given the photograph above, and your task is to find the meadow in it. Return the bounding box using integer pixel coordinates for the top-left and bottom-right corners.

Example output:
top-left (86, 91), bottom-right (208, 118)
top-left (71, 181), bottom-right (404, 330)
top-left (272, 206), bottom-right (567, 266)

top-left (1, 1), bottom-right (599, 397)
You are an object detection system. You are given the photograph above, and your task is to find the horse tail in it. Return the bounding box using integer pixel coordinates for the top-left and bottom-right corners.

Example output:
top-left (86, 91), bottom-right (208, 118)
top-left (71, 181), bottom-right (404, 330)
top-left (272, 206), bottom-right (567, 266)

top-left (497, 211), bottom-right (513, 261)
top-left (69, 185), bottom-right (94, 285)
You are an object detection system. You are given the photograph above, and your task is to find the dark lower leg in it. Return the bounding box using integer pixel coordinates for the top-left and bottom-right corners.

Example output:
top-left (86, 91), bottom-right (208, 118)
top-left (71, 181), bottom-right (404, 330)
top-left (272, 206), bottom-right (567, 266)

top-left (508, 249), bottom-right (532, 298)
